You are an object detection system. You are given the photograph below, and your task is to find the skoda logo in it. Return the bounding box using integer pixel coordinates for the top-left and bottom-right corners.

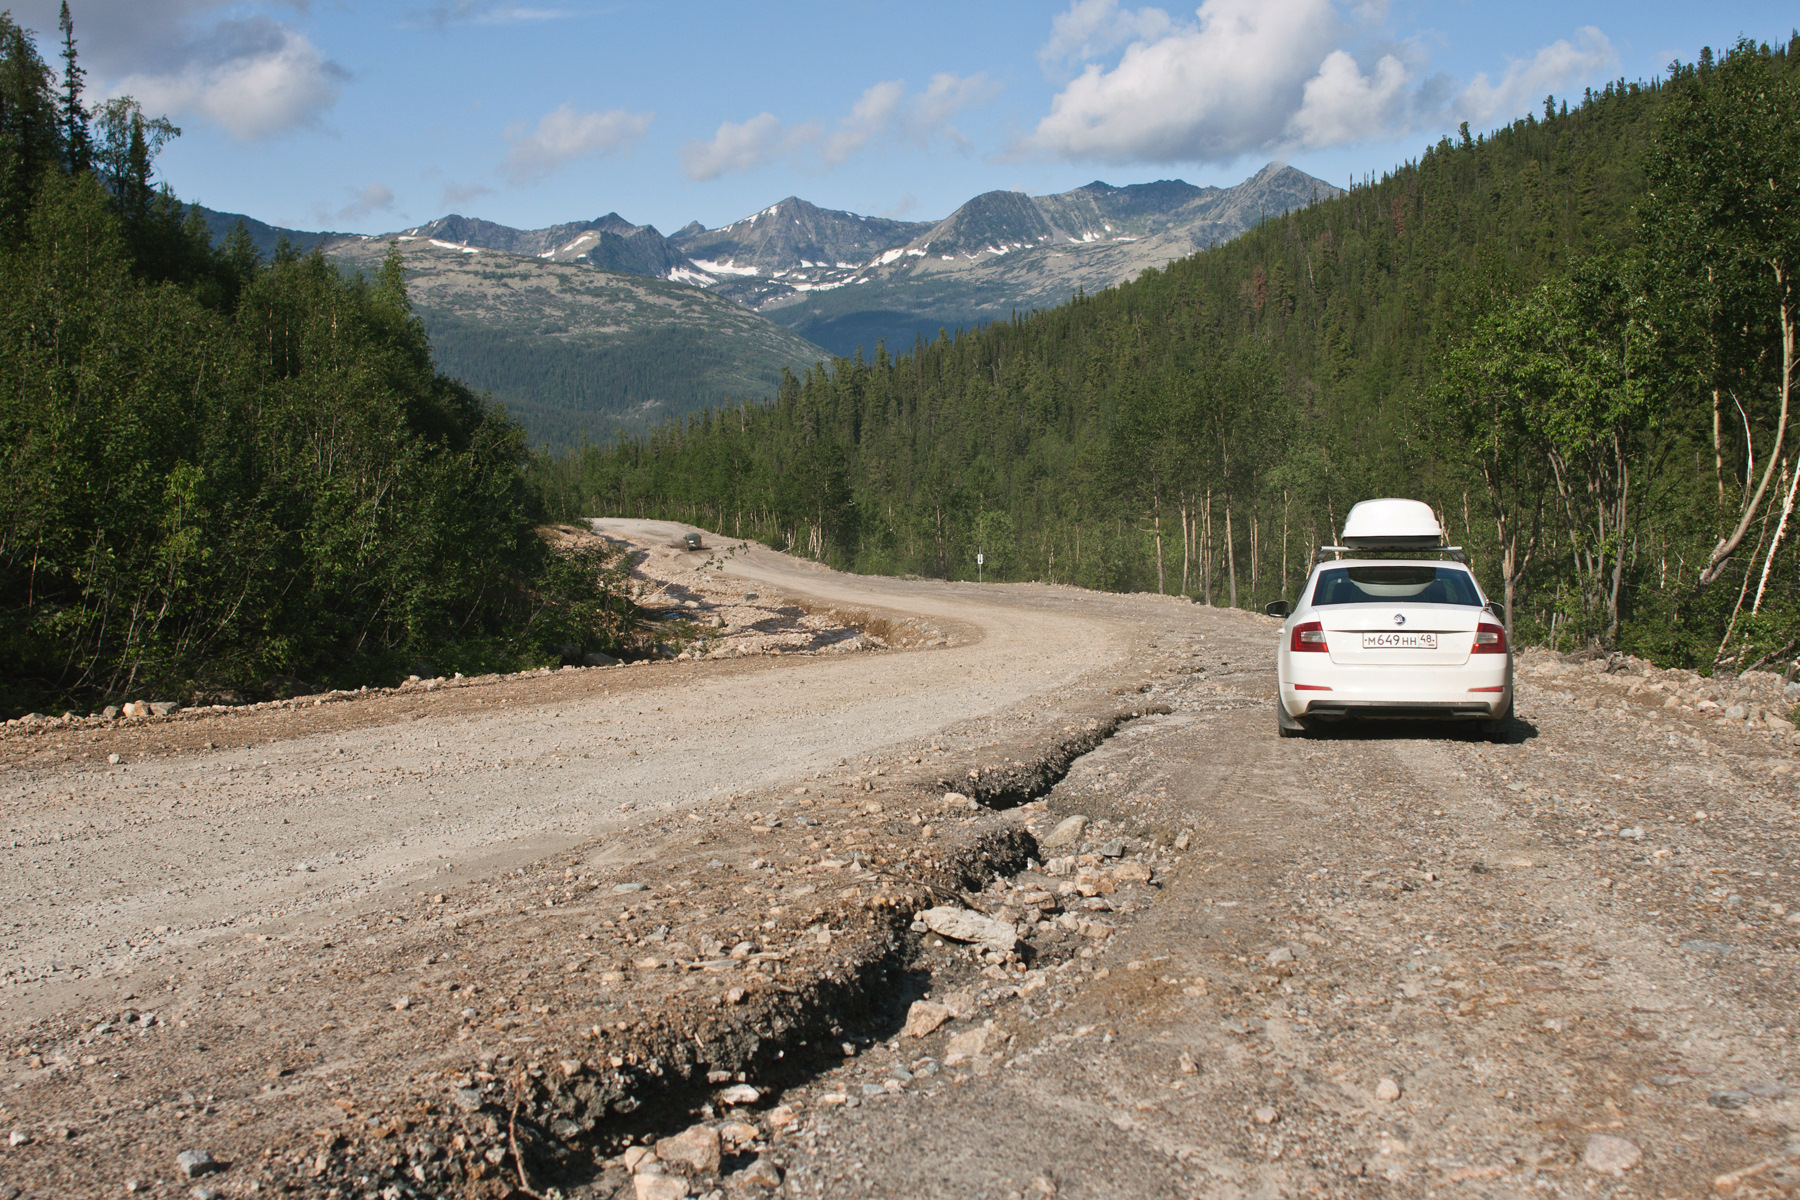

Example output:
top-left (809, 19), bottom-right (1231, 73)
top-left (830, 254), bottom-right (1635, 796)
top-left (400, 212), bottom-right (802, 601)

top-left (1393, 613), bottom-right (1406, 626)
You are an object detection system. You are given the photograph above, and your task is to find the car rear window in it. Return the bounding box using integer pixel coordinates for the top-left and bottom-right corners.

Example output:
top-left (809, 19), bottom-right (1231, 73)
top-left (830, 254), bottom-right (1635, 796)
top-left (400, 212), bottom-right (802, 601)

top-left (1311, 565), bottom-right (1482, 606)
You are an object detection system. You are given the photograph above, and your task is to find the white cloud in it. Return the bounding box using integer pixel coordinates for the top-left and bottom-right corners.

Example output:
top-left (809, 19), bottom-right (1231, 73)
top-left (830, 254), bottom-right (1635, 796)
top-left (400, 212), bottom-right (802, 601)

top-left (1025, 0), bottom-right (1618, 164)
top-left (116, 20), bottom-right (347, 141)
top-left (821, 81), bottom-right (903, 166)
top-left (823, 81), bottom-right (904, 166)
top-left (10, 3), bottom-right (348, 140)
top-left (1039, 0), bottom-right (1173, 68)
top-left (1455, 27), bottom-right (1615, 127)
top-left (409, 2), bottom-right (574, 29)
top-left (1287, 49), bottom-right (1414, 149)
top-left (324, 182), bottom-right (396, 225)
top-left (680, 113), bottom-right (823, 181)
top-left (503, 103), bottom-right (653, 183)
top-left (441, 180), bottom-right (497, 208)
top-left (1024, 0), bottom-right (1340, 163)
top-left (691, 73), bottom-right (997, 181)
top-left (907, 72), bottom-right (999, 149)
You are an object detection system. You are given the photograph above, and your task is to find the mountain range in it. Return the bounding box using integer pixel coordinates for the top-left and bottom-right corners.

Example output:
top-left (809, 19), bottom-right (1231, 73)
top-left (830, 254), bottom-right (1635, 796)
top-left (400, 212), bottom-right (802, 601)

top-left (196, 162), bottom-right (1336, 449)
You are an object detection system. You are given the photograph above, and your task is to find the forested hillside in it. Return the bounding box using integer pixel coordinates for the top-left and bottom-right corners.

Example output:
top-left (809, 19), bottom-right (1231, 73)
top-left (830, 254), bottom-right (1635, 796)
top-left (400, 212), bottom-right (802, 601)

top-left (322, 238), bottom-right (830, 454)
top-left (0, 11), bottom-right (635, 716)
top-left (537, 36), bottom-right (1800, 674)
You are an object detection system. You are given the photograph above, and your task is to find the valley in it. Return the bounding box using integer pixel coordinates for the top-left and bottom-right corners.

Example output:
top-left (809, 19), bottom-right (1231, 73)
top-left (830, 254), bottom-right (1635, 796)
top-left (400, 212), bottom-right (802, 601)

top-left (198, 162), bottom-right (1335, 449)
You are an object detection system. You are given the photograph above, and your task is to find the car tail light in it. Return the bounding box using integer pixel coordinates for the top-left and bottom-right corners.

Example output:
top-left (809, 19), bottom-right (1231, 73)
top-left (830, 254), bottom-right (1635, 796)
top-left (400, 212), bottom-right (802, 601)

top-left (1473, 622), bottom-right (1508, 654)
top-left (1290, 621), bottom-right (1327, 653)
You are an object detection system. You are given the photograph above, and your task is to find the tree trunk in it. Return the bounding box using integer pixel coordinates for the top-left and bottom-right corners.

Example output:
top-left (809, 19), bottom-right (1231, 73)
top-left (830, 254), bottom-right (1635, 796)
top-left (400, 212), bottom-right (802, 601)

top-left (1713, 386), bottom-right (1726, 504)
top-left (1753, 455), bottom-right (1797, 614)
top-left (1250, 515), bottom-right (1259, 598)
top-left (1226, 499), bottom-right (1238, 609)
top-left (1180, 500), bottom-right (1190, 595)
top-left (1700, 273), bottom-right (1793, 587)
top-left (1503, 533), bottom-right (1517, 645)
top-left (1606, 437), bottom-right (1628, 644)
top-left (1281, 492), bottom-right (1291, 599)
top-left (1202, 491), bottom-right (1213, 606)
top-left (1153, 496), bottom-right (1165, 595)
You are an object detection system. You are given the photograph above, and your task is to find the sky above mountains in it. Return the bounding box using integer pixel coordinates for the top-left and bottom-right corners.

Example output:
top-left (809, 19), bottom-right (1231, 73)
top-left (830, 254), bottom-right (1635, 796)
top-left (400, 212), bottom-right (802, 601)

top-left (14, 1), bottom-right (1792, 234)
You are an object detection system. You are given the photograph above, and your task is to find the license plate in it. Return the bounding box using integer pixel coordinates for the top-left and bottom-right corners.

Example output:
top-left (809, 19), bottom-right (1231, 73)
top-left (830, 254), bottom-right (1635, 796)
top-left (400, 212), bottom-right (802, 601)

top-left (1361, 632), bottom-right (1437, 649)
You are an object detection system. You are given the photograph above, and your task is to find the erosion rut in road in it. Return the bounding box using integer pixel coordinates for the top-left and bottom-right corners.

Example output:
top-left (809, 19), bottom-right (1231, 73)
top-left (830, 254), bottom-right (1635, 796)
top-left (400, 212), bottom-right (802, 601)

top-left (3, 524), bottom-right (1799, 1200)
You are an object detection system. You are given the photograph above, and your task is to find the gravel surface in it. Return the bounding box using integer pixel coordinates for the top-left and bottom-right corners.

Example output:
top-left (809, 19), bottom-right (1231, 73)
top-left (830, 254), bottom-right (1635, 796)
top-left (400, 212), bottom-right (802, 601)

top-left (2, 528), bottom-right (1798, 1199)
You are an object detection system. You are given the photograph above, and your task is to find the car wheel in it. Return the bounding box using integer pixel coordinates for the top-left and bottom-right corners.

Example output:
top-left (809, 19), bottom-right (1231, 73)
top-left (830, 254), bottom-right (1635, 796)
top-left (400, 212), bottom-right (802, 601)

top-left (1277, 697), bottom-right (1307, 738)
top-left (1478, 699), bottom-right (1513, 740)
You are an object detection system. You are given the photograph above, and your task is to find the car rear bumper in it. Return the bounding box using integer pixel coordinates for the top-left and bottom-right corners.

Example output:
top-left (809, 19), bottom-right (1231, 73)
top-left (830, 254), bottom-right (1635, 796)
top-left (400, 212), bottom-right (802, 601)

top-left (1278, 656), bottom-right (1510, 720)
top-left (1298, 699), bottom-right (1500, 721)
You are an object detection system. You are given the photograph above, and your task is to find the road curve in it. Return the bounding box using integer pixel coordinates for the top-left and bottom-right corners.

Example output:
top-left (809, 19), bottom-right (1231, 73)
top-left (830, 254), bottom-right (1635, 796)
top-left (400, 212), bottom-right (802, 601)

top-left (0, 523), bottom-right (1170, 1021)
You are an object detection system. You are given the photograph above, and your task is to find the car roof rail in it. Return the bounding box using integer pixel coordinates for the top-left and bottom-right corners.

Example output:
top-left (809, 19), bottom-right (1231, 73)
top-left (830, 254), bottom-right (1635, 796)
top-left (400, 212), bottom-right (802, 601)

top-left (1318, 544), bottom-right (1468, 563)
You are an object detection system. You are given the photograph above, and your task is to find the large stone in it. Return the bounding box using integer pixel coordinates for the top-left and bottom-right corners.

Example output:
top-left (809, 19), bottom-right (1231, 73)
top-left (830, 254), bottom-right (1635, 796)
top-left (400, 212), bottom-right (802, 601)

top-left (633, 1174), bottom-right (689, 1200)
top-left (654, 1124), bottom-right (720, 1175)
top-left (943, 1026), bottom-right (990, 1065)
top-left (716, 1084), bottom-right (761, 1106)
top-left (176, 1150), bottom-right (220, 1179)
top-left (1582, 1135), bottom-right (1641, 1174)
top-left (734, 1159), bottom-right (783, 1191)
top-left (902, 1001), bottom-right (952, 1038)
top-left (1040, 816), bottom-right (1088, 850)
top-left (920, 906), bottom-right (1018, 951)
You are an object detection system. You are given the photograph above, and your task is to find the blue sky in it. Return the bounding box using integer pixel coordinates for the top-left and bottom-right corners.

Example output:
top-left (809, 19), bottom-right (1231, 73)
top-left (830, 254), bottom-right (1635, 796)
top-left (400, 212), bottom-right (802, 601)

top-left (14, 1), bottom-right (1796, 235)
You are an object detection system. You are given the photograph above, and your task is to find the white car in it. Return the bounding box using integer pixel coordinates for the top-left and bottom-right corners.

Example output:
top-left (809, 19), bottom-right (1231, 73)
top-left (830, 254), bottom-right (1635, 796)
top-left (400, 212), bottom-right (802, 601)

top-left (1268, 499), bottom-right (1512, 738)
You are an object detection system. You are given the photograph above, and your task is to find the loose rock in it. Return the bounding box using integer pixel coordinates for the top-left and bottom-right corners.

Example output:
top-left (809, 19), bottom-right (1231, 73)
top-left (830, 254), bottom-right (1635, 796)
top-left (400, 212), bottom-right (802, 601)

top-left (903, 1000), bottom-right (952, 1038)
top-left (654, 1124), bottom-right (721, 1174)
top-left (176, 1149), bottom-right (220, 1179)
top-left (734, 1159), bottom-right (784, 1191)
top-left (1582, 1135), bottom-right (1642, 1174)
top-left (1374, 1078), bottom-right (1401, 1103)
top-left (943, 1026), bottom-right (989, 1064)
top-left (920, 906), bottom-right (1018, 951)
top-left (633, 1174), bottom-right (689, 1200)
top-left (1041, 816), bottom-right (1089, 850)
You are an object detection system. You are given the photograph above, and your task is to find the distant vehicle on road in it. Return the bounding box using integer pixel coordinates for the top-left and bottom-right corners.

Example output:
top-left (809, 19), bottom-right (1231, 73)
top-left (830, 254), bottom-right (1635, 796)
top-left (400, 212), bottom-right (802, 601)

top-left (682, 532), bottom-right (704, 550)
top-left (1265, 499), bottom-right (1511, 738)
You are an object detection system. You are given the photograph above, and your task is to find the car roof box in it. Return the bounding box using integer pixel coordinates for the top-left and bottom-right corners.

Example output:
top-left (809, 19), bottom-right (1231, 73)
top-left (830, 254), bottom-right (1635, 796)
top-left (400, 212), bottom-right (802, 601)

top-left (1340, 498), bottom-right (1443, 549)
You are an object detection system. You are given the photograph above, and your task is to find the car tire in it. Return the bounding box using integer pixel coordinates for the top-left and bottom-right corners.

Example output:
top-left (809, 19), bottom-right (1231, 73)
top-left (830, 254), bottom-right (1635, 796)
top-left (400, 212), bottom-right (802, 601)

top-left (1478, 699), bottom-right (1513, 740)
top-left (1277, 697), bottom-right (1307, 738)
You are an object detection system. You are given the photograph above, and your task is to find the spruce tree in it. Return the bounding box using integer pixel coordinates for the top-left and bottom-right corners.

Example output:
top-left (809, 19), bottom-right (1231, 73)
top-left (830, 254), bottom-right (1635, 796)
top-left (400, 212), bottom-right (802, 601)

top-left (56, 2), bottom-right (88, 174)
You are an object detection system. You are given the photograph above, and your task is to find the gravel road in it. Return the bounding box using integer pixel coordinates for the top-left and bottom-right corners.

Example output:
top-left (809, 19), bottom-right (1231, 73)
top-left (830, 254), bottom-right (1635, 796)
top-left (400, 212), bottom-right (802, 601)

top-left (0, 525), bottom-right (1157, 1028)
top-left (3, 529), bottom-right (1798, 1200)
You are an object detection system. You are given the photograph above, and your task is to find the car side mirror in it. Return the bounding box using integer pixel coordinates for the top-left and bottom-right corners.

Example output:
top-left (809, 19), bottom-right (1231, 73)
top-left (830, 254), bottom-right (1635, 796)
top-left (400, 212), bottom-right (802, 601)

top-left (1264, 600), bottom-right (1291, 619)
top-left (1485, 600), bottom-right (1503, 618)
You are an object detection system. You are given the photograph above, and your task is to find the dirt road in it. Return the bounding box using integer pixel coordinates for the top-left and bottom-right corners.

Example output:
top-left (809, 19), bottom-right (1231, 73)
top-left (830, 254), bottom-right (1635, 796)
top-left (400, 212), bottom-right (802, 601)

top-left (0, 524), bottom-right (1147, 1025)
top-left (3, 529), bottom-right (1799, 1199)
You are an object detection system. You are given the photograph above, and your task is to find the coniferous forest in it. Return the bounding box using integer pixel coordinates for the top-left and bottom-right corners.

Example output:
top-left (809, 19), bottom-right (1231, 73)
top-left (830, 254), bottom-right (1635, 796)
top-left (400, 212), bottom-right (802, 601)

top-left (533, 35), bottom-right (1800, 677)
top-left (0, 10), bottom-right (637, 716)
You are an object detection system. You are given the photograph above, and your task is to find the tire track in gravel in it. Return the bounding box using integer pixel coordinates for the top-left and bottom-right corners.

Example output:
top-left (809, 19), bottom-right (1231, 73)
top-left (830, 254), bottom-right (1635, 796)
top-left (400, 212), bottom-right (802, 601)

top-left (759, 632), bottom-right (1800, 1199)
